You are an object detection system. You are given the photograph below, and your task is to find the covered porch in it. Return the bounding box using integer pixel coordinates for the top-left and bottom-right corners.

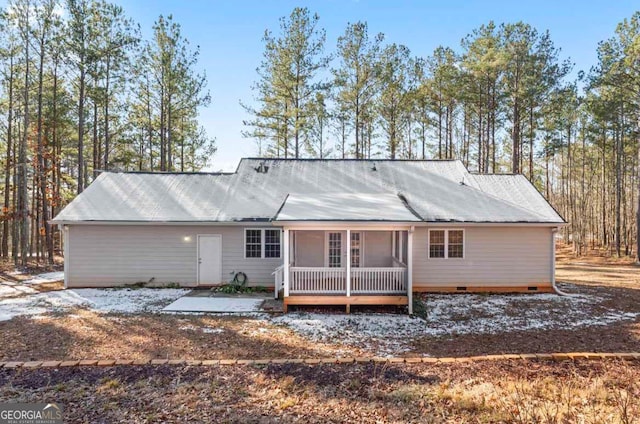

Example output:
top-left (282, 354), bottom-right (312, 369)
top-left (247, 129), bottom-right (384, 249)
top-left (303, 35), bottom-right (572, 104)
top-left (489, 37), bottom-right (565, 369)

top-left (272, 192), bottom-right (420, 313)
top-left (274, 226), bottom-right (414, 313)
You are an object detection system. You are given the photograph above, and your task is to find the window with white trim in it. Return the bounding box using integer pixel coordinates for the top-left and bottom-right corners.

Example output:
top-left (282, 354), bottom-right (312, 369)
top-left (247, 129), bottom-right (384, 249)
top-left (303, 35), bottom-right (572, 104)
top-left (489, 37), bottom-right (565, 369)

top-left (264, 229), bottom-right (281, 258)
top-left (429, 230), bottom-right (445, 258)
top-left (351, 232), bottom-right (362, 268)
top-left (328, 232), bottom-right (342, 267)
top-left (245, 229), bottom-right (262, 258)
top-left (245, 229), bottom-right (282, 259)
top-left (428, 229), bottom-right (464, 259)
top-left (447, 230), bottom-right (464, 258)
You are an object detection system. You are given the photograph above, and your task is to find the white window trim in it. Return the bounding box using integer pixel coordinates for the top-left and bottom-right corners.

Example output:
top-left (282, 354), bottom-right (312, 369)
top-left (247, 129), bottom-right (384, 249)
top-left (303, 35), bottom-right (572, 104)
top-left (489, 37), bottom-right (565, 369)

top-left (428, 229), bottom-right (465, 259)
top-left (350, 231), bottom-right (364, 268)
top-left (324, 231), bottom-right (343, 268)
top-left (244, 228), bottom-right (282, 259)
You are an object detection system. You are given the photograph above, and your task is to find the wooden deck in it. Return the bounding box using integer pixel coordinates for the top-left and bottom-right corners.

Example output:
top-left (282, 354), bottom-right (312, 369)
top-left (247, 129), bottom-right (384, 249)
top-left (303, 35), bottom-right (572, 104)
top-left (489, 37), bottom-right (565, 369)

top-left (283, 295), bottom-right (409, 313)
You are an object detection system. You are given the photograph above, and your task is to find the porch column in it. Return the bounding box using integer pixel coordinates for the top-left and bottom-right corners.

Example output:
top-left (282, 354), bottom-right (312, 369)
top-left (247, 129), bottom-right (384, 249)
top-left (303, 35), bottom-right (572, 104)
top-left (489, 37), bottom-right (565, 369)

top-left (391, 231), bottom-right (396, 260)
top-left (399, 231), bottom-right (404, 263)
top-left (283, 228), bottom-right (290, 297)
top-left (346, 229), bottom-right (351, 297)
top-left (407, 227), bottom-right (414, 314)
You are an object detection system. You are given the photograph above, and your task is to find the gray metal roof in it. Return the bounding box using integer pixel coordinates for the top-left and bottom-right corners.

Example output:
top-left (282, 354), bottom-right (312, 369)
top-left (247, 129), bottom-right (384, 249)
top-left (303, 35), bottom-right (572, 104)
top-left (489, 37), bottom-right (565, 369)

top-left (52, 158), bottom-right (565, 224)
top-left (275, 193), bottom-right (422, 222)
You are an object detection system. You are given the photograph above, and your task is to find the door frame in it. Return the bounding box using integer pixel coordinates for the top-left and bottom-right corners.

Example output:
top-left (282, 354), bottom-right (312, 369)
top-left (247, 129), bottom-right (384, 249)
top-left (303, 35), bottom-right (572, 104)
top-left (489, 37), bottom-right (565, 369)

top-left (324, 231), bottom-right (344, 268)
top-left (197, 234), bottom-right (223, 285)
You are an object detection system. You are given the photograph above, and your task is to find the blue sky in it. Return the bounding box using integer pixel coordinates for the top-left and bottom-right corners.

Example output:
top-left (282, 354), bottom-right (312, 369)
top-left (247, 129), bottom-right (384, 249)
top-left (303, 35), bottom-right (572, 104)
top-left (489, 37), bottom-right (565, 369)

top-left (108, 1), bottom-right (640, 170)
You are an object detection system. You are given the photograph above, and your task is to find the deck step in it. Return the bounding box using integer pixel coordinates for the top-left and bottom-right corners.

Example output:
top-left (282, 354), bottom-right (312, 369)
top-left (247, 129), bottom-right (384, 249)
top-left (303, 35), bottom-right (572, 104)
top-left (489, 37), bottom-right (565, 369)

top-left (283, 295), bottom-right (408, 312)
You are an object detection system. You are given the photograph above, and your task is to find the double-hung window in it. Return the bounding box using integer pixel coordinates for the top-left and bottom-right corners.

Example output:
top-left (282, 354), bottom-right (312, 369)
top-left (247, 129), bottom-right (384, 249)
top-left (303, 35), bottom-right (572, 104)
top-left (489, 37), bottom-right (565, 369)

top-left (245, 229), bottom-right (282, 259)
top-left (428, 229), bottom-right (464, 259)
top-left (350, 232), bottom-right (362, 268)
top-left (327, 232), bottom-right (342, 268)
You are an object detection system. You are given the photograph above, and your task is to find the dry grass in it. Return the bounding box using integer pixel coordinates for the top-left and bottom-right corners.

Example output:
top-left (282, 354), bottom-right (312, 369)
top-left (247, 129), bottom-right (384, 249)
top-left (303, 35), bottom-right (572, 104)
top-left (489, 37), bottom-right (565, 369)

top-left (3, 244), bottom-right (640, 360)
top-left (2, 249), bottom-right (640, 421)
top-left (1, 360), bottom-right (639, 423)
top-left (556, 243), bottom-right (640, 288)
top-left (0, 310), bottom-right (362, 361)
top-left (0, 256), bottom-right (63, 281)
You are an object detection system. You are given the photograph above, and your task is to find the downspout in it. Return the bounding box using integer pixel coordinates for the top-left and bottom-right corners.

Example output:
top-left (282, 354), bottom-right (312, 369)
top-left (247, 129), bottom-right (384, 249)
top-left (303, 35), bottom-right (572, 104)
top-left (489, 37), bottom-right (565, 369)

top-left (407, 226), bottom-right (414, 315)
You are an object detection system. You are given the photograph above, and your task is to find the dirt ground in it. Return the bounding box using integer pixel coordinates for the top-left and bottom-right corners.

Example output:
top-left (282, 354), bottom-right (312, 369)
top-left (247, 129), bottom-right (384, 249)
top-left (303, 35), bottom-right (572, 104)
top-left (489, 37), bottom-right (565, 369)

top-left (1, 360), bottom-right (639, 423)
top-left (0, 311), bottom-right (361, 361)
top-left (0, 256), bottom-right (63, 280)
top-left (556, 243), bottom-right (640, 287)
top-left (2, 245), bottom-right (640, 361)
top-left (410, 243), bottom-right (640, 356)
top-left (2, 249), bottom-right (640, 422)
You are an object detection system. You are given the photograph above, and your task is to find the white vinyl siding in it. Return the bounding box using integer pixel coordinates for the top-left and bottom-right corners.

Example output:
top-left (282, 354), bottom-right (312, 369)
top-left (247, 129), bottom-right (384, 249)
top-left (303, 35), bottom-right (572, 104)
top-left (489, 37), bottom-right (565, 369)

top-left (66, 225), bottom-right (282, 287)
top-left (294, 231), bottom-right (325, 267)
top-left (414, 226), bottom-right (552, 287)
top-left (363, 231), bottom-right (393, 267)
top-left (293, 230), bottom-right (392, 268)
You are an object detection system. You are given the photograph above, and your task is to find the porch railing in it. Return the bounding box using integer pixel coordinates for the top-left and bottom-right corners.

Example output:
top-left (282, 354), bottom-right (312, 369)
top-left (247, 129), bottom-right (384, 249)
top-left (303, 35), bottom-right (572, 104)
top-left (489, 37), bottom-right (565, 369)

top-left (352, 267), bottom-right (406, 294)
top-left (272, 265), bottom-right (285, 299)
top-left (290, 267), bottom-right (346, 294)
top-left (288, 266), bottom-right (406, 295)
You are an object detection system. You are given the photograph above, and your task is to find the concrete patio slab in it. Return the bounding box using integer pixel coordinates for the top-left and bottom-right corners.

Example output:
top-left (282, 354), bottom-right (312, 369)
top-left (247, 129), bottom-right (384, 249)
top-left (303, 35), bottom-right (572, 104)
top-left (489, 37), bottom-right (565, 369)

top-left (162, 296), bottom-right (264, 313)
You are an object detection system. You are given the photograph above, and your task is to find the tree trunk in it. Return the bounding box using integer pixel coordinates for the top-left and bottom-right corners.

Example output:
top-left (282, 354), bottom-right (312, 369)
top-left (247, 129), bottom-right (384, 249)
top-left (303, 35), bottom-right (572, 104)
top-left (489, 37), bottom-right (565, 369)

top-left (2, 54), bottom-right (14, 258)
top-left (36, 34), bottom-right (53, 263)
top-left (78, 64), bottom-right (86, 194)
top-left (512, 97), bottom-right (520, 174)
top-left (92, 96), bottom-right (98, 177)
top-left (18, 9), bottom-right (30, 266)
top-left (103, 55), bottom-right (111, 170)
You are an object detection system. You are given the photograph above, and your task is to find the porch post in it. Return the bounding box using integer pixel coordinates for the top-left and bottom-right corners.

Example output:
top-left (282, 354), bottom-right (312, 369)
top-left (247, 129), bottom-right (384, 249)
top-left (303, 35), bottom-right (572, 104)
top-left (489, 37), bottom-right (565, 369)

top-left (391, 231), bottom-right (396, 260)
top-left (284, 228), bottom-right (290, 297)
top-left (346, 229), bottom-right (351, 297)
top-left (407, 227), bottom-right (414, 314)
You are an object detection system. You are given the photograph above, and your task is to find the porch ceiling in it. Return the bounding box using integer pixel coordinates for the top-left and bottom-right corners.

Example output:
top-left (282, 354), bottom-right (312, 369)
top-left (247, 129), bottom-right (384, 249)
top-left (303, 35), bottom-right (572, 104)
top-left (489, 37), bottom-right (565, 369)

top-left (274, 193), bottom-right (422, 222)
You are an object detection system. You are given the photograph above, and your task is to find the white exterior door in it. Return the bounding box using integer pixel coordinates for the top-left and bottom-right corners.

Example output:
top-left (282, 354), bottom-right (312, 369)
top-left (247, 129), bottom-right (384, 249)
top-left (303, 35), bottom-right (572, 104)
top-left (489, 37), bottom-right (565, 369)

top-left (198, 235), bottom-right (222, 285)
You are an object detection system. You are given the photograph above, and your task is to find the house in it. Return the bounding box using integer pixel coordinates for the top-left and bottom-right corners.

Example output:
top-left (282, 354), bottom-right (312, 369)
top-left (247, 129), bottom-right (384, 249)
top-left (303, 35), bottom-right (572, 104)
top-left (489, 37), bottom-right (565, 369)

top-left (51, 158), bottom-right (566, 313)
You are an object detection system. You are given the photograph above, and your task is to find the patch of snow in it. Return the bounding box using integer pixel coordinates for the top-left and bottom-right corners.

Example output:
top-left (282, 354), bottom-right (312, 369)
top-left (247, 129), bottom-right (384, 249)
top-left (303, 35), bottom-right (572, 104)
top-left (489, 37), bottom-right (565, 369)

top-left (271, 313), bottom-right (426, 356)
top-left (70, 288), bottom-right (189, 313)
top-left (0, 288), bottom-right (189, 321)
top-left (423, 292), bottom-right (634, 334)
top-left (22, 271), bottom-right (64, 285)
top-left (0, 284), bottom-right (36, 298)
top-left (203, 327), bottom-right (224, 334)
top-left (270, 291), bottom-right (640, 356)
top-left (0, 271), bottom-right (64, 300)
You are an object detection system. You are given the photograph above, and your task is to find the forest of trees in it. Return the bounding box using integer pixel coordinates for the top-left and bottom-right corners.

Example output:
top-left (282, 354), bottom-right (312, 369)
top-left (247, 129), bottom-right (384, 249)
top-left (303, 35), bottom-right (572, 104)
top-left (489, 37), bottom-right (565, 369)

top-left (0, 0), bottom-right (215, 265)
top-left (243, 8), bottom-right (640, 260)
top-left (0, 3), bottom-right (637, 265)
